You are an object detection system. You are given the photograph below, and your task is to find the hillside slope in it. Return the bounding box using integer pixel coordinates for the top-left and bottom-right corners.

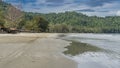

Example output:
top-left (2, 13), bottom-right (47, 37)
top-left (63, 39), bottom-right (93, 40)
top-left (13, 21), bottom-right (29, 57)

top-left (1, 1), bottom-right (120, 33)
top-left (0, 1), bottom-right (49, 33)
top-left (25, 12), bottom-right (120, 33)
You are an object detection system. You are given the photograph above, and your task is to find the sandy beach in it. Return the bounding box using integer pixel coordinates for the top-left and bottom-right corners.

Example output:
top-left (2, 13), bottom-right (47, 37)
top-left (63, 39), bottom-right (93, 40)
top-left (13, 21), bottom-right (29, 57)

top-left (0, 33), bottom-right (77, 68)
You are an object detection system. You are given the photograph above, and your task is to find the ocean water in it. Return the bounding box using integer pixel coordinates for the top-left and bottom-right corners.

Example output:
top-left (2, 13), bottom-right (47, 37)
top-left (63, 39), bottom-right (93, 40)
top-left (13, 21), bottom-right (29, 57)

top-left (64, 33), bottom-right (120, 68)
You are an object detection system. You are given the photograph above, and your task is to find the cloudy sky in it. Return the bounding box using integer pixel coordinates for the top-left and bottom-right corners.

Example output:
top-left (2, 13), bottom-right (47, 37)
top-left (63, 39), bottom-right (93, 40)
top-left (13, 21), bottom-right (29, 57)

top-left (3, 0), bottom-right (120, 17)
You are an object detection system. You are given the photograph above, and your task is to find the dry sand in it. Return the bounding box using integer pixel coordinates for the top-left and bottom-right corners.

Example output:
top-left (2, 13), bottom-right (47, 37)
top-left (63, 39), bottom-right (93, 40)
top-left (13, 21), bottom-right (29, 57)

top-left (0, 33), bottom-right (77, 68)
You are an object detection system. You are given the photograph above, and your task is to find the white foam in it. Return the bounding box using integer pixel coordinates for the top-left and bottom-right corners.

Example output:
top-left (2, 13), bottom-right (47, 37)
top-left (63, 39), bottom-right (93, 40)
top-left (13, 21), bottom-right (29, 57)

top-left (72, 52), bottom-right (120, 68)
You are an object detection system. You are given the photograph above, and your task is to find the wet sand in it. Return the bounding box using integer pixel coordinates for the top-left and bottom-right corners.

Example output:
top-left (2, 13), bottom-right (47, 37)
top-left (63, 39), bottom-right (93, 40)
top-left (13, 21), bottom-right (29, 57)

top-left (0, 33), bottom-right (77, 68)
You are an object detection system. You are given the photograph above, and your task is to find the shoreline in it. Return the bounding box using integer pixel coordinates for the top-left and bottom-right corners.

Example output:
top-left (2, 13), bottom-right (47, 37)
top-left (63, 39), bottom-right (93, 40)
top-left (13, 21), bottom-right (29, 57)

top-left (0, 33), bottom-right (77, 68)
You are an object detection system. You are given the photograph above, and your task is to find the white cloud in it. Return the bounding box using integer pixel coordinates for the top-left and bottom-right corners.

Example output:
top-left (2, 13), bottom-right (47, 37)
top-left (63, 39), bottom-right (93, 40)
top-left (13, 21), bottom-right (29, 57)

top-left (116, 11), bottom-right (120, 16)
top-left (23, 1), bottom-right (90, 13)
top-left (82, 2), bottom-right (120, 17)
top-left (82, 11), bottom-right (117, 17)
top-left (5, 0), bottom-right (120, 16)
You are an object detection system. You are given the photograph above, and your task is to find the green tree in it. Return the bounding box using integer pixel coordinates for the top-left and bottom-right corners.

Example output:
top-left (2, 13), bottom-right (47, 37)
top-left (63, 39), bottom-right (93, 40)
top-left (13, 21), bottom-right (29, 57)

top-left (23, 16), bottom-right (49, 32)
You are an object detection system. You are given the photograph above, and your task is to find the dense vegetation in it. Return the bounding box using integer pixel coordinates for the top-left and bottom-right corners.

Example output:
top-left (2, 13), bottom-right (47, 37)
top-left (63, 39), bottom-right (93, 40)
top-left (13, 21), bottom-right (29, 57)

top-left (0, 1), bottom-right (120, 33)
top-left (0, 1), bottom-right (8, 27)
top-left (38, 12), bottom-right (120, 33)
top-left (18, 15), bottom-right (49, 32)
top-left (0, 1), bottom-right (49, 32)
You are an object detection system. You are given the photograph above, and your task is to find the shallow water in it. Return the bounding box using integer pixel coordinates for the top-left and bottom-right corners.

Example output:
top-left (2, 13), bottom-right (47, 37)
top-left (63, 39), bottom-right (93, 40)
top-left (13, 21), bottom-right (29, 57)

top-left (64, 33), bottom-right (120, 68)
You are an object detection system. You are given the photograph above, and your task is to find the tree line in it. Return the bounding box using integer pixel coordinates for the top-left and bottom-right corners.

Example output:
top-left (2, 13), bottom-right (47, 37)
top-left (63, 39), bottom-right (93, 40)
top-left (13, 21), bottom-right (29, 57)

top-left (0, 1), bottom-right (49, 33)
top-left (37, 12), bottom-right (120, 33)
top-left (0, 1), bottom-right (120, 33)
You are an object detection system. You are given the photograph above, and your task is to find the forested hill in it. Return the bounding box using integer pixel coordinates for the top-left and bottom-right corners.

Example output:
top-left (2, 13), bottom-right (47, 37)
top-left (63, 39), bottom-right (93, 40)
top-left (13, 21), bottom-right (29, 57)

top-left (0, 1), bottom-right (9, 25)
top-left (0, 1), bottom-right (14, 29)
top-left (1, 1), bottom-right (120, 33)
top-left (0, 1), bottom-right (9, 11)
top-left (26, 12), bottom-right (120, 33)
top-left (0, 1), bottom-right (49, 33)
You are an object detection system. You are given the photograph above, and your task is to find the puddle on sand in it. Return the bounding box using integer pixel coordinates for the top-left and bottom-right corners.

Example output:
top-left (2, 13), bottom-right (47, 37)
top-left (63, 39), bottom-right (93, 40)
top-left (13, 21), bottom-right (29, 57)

top-left (63, 41), bottom-right (102, 56)
top-left (62, 34), bottom-right (120, 68)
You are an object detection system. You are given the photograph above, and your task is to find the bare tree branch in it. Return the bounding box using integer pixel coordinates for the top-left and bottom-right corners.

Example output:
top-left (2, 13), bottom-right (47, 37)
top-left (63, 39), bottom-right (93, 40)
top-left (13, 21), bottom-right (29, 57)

top-left (5, 5), bottom-right (23, 28)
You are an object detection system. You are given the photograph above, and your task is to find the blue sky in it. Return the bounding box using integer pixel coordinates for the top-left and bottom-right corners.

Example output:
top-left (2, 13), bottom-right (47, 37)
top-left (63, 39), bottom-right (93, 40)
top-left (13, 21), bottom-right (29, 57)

top-left (3, 0), bottom-right (120, 16)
